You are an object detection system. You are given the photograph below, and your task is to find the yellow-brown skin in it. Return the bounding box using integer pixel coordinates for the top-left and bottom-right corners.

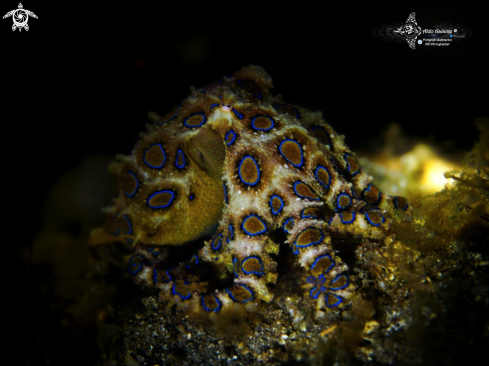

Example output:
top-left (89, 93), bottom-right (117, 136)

top-left (90, 66), bottom-right (409, 314)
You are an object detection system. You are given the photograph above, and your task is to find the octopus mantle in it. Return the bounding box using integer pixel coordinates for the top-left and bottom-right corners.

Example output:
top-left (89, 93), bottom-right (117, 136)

top-left (90, 65), bottom-right (408, 314)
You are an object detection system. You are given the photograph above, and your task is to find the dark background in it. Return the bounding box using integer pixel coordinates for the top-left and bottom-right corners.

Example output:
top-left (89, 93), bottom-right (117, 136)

top-left (2, 5), bottom-right (487, 365)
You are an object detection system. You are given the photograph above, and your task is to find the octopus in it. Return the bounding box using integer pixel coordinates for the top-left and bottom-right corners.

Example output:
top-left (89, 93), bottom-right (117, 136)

top-left (90, 65), bottom-right (409, 315)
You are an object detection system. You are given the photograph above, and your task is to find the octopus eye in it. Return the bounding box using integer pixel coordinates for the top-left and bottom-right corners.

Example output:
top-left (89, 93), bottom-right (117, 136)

top-left (279, 139), bottom-right (304, 167)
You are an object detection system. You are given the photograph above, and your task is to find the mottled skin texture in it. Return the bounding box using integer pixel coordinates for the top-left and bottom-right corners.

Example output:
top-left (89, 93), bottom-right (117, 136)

top-left (90, 66), bottom-right (407, 314)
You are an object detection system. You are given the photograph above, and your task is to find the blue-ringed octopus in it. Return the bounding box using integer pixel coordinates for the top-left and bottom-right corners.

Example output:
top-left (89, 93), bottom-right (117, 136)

top-left (89, 65), bottom-right (409, 315)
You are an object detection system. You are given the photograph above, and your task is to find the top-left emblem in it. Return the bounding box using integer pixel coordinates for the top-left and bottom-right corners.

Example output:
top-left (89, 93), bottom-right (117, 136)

top-left (3, 3), bottom-right (37, 32)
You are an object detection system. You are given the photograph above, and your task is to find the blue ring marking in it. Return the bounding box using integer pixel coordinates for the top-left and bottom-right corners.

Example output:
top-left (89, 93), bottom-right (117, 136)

top-left (210, 103), bottom-right (219, 110)
top-left (157, 105), bottom-right (181, 125)
top-left (307, 276), bottom-right (316, 283)
top-left (251, 115), bottom-right (275, 131)
top-left (238, 156), bottom-right (260, 186)
top-left (232, 257), bottom-right (239, 277)
top-left (225, 130), bottom-right (236, 146)
top-left (311, 254), bottom-right (335, 274)
top-left (293, 182), bottom-right (320, 201)
top-left (225, 284), bottom-right (254, 303)
top-left (124, 171), bottom-right (139, 197)
top-left (153, 268), bottom-right (172, 284)
top-left (227, 224), bottom-right (234, 243)
top-left (336, 193), bottom-right (352, 210)
top-left (143, 143), bottom-right (166, 169)
top-left (223, 183), bottom-right (228, 204)
top-left (175, 149), bottom-right (186, 169)
top-left (365, 212), bottom-right (385, 227)
top-left (329, 275), bottom-right (349, 290)
top-left (241, 256), bottom-right (265, 276)
top-left (237, 79), bottom-right (262, 98)
top-left (183, 113), bottom-right (206, 128)
top-left (340, 212), bottom-right (356, 224)
top-left (325, 293), bottom-right (342, 308)
top-left (311, 126), bottom-right (333, 148)
top-left (189, 194), bottom-right (194, 200)
top-left (363, 183), bottom-right (381, 205)
top-left (172, 284), bottom-right (191, 300)
top-left (344, 153), bottom-right (361, 176)
top-left (241, 215), bottom-right (267, 236)
top-left (275, 104), bottom-right (300, 119)
top-left (278, 139), bottom-right (303, 167)
top-left (291, 243), bottom-right (299, 254)
top-left (393, 196), bottom-right (409, 210)
top-left (106, 215), bottom-right (119, 235)
top-left (186, 255), bottom-right (199, 268)
top-left (301, 208), bottom-right (318, 219)
top-left (315, 166), bottom-right (331, 190)
top-left (121, 215), bottom-right (132, 234)
top-left (283, 218), bottom-right (294, 233)
top-left (201, 79), bottom-right (223, 93)
top-left (231, 108), bottom-right (244, 119)
top-left (147, 190), bottom-right (175, 209)
top-left (128, 255), bottom-right (143, 275)
top-left (201, 294), bottom-right (221, 312)
top-left (327, 216), bottom-right (334, 225)
top-left (310, 287), bottom-right (321, 299)
top-left (269, 195), bottom-right (284, 215)
top-left (295, 227), bottom-right (324, 248)
top-left (211, 233), bottom-right (222, 250)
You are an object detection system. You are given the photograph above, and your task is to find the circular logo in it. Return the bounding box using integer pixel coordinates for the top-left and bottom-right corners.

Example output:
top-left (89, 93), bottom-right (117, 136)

top-left (418, 40), bottom-right (423, 44)
top-left (13, 9), bottom-right (28, 27)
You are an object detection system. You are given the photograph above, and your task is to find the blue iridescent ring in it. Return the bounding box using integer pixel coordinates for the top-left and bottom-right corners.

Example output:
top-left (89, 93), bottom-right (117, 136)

top-left (201, 294), bottom-right (221, 312)
top-left (225, 130), bottom-right (236, 146)
top-left (269, 195), bottom-right (284, 215)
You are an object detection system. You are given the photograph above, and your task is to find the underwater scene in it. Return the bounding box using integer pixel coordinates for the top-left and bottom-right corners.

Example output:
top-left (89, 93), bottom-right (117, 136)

top-left (8, 7), bottom-right (486, 366)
